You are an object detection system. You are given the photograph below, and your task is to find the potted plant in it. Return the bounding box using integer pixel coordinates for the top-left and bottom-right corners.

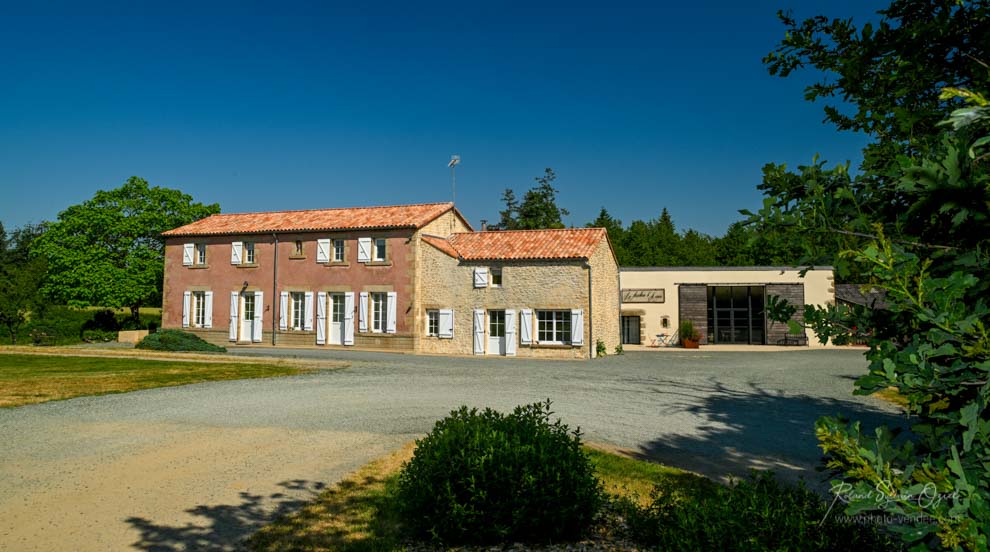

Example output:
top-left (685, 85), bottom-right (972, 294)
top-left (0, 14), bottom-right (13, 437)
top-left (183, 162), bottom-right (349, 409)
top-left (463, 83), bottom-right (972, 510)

top-left (680, 319), bottom-right (701, 349)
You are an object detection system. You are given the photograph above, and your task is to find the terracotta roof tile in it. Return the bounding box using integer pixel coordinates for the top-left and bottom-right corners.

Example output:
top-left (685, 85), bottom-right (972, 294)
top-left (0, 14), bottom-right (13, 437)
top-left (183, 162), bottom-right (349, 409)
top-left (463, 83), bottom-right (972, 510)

top-left (163, 202), bottom-right (460, 236)
top-left (421, 234), bottom-right (461, 258)
top-left (445, 228), bottom-right (607, 261)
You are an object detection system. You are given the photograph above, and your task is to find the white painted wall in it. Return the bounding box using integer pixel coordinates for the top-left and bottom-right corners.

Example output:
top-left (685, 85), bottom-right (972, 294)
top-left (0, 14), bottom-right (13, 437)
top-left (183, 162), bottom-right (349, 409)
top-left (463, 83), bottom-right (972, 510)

top-left (619, 267), bottom-right (835, 347)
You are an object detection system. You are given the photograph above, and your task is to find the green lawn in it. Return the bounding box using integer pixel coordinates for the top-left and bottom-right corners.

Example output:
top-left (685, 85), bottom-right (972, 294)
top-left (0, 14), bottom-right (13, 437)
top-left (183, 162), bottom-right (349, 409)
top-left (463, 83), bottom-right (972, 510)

top-left (0, 353), bottom-right (317, 408)
top-left (249, 444), bottom-right (711, 551)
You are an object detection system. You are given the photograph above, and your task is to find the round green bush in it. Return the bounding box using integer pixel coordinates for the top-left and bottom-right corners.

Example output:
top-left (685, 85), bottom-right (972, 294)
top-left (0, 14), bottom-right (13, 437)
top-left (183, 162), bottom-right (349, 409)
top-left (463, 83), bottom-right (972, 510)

top-left (135, 330), bottom-right (226, 353)
top-left (396, 400), bottom-right (604, 545)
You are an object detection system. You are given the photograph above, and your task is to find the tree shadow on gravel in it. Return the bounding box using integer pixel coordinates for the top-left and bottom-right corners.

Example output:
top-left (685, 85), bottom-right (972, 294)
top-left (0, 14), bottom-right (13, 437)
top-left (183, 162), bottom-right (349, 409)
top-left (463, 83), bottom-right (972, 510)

top-left (126, 479), bottom-right (325, 551)
top-left (629, 379), bottom-right (910, 488)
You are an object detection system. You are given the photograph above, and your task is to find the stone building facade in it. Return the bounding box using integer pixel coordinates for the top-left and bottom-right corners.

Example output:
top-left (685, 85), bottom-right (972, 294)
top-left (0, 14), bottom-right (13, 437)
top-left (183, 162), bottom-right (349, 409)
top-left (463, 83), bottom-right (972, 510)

top-left (161, 203), bottom-right (619, 358)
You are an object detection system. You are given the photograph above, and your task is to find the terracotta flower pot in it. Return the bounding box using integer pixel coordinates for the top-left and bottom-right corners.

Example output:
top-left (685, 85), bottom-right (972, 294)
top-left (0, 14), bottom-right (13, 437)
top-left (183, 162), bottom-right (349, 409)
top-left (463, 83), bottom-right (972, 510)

top-left (681, 339), bottom-right (700, 349)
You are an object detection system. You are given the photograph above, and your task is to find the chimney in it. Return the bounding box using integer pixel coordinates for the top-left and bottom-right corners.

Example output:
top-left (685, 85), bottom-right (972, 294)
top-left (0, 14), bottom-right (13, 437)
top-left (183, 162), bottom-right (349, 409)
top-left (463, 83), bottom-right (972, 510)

top-left (480, 219), bottom-right (488, 231)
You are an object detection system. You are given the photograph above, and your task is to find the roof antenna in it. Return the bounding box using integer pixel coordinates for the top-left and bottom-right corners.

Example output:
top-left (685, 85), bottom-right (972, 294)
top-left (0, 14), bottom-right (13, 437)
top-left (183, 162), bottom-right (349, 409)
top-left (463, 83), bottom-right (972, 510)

top-left (448, 154), bottom-right (460, 205)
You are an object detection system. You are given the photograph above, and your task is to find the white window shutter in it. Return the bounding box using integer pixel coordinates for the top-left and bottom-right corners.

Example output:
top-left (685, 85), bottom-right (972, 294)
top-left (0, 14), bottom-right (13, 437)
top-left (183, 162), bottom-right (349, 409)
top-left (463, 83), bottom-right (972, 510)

top-left (315, 292), bottom-right (327, 345)
top-left (571, 309), bottom-right (584, 345)
top-left (357, 237), bottom-right (372, 263)
top-left (279, 291), bottom-right (289, 331)
top-left (304, 291), bottom-right (314, 331)
top-left (519, 309), bottom-right (533, 345)
top-left (316, 239), bottom-right (330, 264)
top-left (438, 309), bottom-right (454, 339)
top-left (182, 243), bottom-right (194, 266)
top-left (229, 292), bottom-right (239, 342)
top-left (386, 291), bottom-right (397, 334)
top-left (182, 291), bottom-right (191, 327)
top-left (204, 291), bottom-right (214, 329)
top-left (252, 291), bottom-right (264, 342)
top-left (473, 309), bottom-right (485, 355)
top-left (231, 241), bottom-right (243, 265)
top-left (344, 292), bottom-right (355, 345)
top-left (473, 267), bottom-right (488, 288)
top-left (358, 291), bottom-right (369, 332)
top-left (505, 309), bottom-right (517, 356)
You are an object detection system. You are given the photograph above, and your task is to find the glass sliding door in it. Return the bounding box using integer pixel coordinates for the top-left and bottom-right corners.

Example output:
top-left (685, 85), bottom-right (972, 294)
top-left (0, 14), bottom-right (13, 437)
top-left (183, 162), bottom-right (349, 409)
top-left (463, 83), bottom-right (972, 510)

top-left (706, 285), bottom-right (766, 345)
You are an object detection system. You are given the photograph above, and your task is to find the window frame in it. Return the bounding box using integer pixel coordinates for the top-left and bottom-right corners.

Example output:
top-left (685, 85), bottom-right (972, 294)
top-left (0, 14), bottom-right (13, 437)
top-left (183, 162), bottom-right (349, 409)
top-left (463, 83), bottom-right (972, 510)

top-left (536, 310), bottom-right (572, 344)
top-left (426, 309), bottom-right (439, 337)
top-left (371, 292), bottom-right (387, 333)
top-left (293, 240), bottom-right (304, 256)
top-left (192, 291), bottom-right (206, 328)
top-left (333, 239), bottom-right (345, 262)
top-left (195, 243), bottom-right (207, 265)
top-left (290, 292), bottom-right (305, 331)
top-left (373, 238), bottom-right (387, 262)
top-left (490, 267), bottom-right (502, 287)
top-left (244, 242), bottom-right (255, 264)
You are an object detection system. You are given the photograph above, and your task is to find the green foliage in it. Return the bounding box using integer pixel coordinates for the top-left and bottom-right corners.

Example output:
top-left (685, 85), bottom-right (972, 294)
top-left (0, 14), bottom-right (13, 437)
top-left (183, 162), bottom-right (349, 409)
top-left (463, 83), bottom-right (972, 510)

top-left (32, 176), bottom-right (219, 317)
top-left (0, 223), bottom-right (47, 344)
top-left (135, 330), bottom-right (226, 353)
top-left (618, 471), bottom-right (900, 551)
top-left (754, 8), bottom-right (990, 543)
top-left (596, 339), bottom-right (607, 357)
top-left (395, 400), bottom-right (604, 545)
top-left (678, 319), bottom-right (699, 342)
top-left (614, 344), bottom-right (624, 355)
top-left (495, 168), bottom-right (570, 230)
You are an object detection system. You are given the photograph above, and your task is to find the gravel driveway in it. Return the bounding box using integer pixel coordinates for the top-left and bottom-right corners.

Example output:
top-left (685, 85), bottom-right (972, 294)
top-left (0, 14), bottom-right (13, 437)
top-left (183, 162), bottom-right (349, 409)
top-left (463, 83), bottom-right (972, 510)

top-left (0, 348), bottom-right (904, 551)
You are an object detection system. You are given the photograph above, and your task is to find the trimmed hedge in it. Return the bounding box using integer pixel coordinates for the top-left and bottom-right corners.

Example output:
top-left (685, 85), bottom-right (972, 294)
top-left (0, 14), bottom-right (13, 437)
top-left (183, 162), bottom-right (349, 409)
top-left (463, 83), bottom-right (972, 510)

top-left (135, 330), bottom-right (226, 353)
top-left (396, 400), bottom-right (604, 545)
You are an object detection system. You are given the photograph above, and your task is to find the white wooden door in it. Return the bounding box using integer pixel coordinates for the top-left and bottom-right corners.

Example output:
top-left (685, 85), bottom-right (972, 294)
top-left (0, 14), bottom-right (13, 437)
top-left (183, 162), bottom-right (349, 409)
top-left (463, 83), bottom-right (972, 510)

top-left (329, 293), bottom-right (345, 345)
top-left (487, 310), bottom-right (506, 355)
top-left (240, 292), bottom-right (256, 342)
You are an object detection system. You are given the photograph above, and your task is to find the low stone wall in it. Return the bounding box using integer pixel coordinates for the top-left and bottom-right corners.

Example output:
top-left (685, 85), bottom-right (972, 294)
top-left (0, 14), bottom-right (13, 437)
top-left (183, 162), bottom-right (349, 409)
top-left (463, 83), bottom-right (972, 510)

top-left (117, 330), bottom-right (150, 344)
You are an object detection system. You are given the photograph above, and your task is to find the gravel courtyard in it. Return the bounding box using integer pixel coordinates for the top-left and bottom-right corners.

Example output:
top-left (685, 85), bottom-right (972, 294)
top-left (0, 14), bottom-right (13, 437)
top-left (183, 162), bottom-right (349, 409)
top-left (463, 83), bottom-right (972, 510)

top-left (0, 348), bottom-right (904, 551)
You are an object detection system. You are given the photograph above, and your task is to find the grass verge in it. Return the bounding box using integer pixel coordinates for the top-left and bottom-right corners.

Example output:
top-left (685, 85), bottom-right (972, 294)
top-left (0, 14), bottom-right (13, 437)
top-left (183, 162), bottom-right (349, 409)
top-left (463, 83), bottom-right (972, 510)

top-left (249, 443), bottom-right (710, 551)
top-left (0, 353), bottom-right (320, 408)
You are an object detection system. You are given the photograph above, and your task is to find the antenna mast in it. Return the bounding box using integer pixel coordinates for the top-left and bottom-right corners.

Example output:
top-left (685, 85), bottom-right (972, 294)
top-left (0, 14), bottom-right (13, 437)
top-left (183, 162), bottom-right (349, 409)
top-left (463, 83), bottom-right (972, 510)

top-left (448, 154), bottom-right (460, 204)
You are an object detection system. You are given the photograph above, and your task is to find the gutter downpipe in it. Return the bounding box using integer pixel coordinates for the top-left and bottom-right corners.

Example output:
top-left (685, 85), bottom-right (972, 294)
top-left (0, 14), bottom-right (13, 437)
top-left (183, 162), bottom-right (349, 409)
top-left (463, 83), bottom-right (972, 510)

top-left (588, 261), bottom-right (593, 359)
top-left (272, 232), bottom-right (278, 346)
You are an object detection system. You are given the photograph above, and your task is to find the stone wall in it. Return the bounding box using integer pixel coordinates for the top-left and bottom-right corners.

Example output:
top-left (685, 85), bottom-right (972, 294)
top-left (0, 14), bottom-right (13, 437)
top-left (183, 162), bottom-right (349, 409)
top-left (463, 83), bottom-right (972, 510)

top-left (417, 241), bottom-right (591, 359)
top-left (678, 284), bottom-right (709, 344)
top-left (589, 239), bottom-right (620, 356)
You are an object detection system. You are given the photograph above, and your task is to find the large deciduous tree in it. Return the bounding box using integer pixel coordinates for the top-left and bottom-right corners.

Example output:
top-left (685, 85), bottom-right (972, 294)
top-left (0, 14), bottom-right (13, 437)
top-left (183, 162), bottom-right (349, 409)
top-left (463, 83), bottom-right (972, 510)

top-left (0, 223), bottom-right (47, 343)
top-left (33, 177), bottom-right (219, 320)
top-left (752, 1), bottom-right (990, 548)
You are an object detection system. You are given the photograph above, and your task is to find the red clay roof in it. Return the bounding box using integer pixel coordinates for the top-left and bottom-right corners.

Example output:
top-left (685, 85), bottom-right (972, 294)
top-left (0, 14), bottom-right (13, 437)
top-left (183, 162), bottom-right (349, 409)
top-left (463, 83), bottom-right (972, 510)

top-left (421, 234), bottom-right (462, 258)
top-left (435, 228), bottom-right (607, 261)
top-left (163, 202), bottom-right (464, 236)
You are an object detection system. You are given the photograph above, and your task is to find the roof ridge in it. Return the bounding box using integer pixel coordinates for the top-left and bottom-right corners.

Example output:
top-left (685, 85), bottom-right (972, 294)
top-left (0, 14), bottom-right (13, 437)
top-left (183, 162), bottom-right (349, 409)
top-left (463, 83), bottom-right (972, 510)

top-left (207, 201), bottom-right (454, 218)
top-left (451, 227), bottom-right (604, 236)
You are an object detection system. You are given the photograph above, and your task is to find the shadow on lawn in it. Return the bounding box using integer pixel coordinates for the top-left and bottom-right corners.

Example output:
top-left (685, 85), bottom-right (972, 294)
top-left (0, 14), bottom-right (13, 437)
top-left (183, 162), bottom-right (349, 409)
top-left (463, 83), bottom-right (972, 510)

top-left (126, 479), bottom-right (325, 551)
top-left (630, 378), bottom-right (910, 487)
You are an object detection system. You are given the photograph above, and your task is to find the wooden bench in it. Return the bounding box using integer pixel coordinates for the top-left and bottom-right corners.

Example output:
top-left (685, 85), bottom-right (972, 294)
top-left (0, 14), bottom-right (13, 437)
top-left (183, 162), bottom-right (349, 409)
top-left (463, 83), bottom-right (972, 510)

top-left (777, 334), bottom-right (808, 346)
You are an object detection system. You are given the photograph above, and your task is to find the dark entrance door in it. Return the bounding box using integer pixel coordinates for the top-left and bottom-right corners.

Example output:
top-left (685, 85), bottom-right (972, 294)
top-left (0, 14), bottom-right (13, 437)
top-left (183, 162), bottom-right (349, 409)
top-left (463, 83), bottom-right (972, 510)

top-left (706, 286), bottom-right (766, 344)
top-left (621, 316), bottom-right (641, 345)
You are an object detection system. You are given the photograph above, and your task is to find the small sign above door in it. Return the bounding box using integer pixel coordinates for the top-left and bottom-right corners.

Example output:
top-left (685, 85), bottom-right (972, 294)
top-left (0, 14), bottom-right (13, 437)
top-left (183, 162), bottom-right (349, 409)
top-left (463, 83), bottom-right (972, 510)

top-left (621, 288), bottom-right (665, 303)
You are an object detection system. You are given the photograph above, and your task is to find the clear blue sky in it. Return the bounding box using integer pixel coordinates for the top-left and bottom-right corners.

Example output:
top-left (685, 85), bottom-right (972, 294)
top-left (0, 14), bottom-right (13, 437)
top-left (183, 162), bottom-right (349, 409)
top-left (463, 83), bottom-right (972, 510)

top-left (0, 0), bottom-right (883, 236)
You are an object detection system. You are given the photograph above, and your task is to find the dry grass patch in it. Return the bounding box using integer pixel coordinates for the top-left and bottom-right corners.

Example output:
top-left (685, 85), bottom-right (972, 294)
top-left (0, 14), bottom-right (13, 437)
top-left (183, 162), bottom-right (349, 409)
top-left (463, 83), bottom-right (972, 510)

top-left (873, 386), bottom-right (909, 408)
top-left (0, 353), bottom-right (330, 408)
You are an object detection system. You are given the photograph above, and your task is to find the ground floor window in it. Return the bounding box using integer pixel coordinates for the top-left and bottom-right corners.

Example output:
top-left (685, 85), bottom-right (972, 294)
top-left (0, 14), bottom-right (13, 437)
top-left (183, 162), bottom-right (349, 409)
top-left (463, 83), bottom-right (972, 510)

top-left (291, 292), bottom-right (305, 331)
top-left (621, 315), bottom-right (640, 345)
top-left (537, 310), bottom-right (571, 344)
top-left (426, 309), bottom-right (439, 336)
top-left (707, 285), bottom-right (766, 345)
top-left (192, 291), bottom-right (206, 327)
top-left (371, 292), bottom-right (387, 333)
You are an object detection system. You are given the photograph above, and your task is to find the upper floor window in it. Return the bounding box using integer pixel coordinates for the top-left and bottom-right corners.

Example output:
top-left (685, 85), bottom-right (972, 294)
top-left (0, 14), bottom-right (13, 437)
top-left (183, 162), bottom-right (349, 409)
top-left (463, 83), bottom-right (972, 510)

top-left (294, 240), bottom-right (304, 256)
top-left (244, 242), bottom-right (255, 264)
top-left (334, 239), bottom-right (345, 262)
top-left (196, 243), bottom-right (207, 265)
top-left (490, 268), bottom-right (502, 287)
top-left (374, 238), bottom-right (387, 262)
